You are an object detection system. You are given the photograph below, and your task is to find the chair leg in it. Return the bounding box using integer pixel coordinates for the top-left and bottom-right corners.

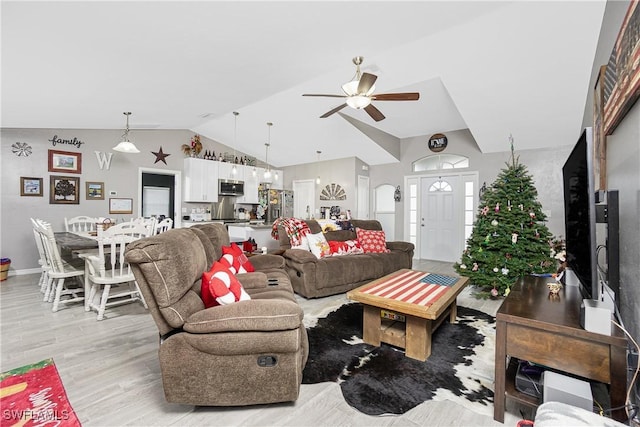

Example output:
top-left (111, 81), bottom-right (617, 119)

top-left (87, 281), bottom-right (99, 312)
top-left (97, 284), bottom-right (111, 321)
top-left (51, 278), bottom-right (65, 312)
top-left (43, 275), bottom-right (54, 302)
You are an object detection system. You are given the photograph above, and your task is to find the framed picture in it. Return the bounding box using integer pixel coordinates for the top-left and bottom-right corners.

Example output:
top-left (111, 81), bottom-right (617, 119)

top-left (603, 0), bottom-right (640, 136)
top-left (86, 181), bottom-right (104, 200)
top-left (48, 149), bottom-right (82, 174)
top-left (593, 65), bottom-right (607, 191)
top-left (109, 197), bottom-right (133, 214)
top-left (50, 175), bottom-right (80, 204)
top-left (20, 177), bottom-right (43, 196)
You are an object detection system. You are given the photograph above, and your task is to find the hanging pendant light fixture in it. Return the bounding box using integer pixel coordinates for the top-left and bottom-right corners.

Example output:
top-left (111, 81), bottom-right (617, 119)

top-left (113, 112), bottom-right (140, 153)
top-left (231, 111), bottom-right (239, 176)
top-left (263, 122), bottom-right (273, 181)
top-left (316, 150), bottom-right (322, 184)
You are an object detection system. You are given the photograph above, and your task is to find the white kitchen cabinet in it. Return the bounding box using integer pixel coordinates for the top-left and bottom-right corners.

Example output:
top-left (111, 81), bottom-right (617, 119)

top-left (218, 161), bottom-right (244, 181)
top-left (183, 158), bottom-right (219, 202)
top-left (237, 165), bottom-right (260, 204)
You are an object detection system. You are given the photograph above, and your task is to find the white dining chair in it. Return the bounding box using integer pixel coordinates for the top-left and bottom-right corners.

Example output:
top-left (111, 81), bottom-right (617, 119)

top-left (153, 218), bottom-right (173, 234)
top-left (84, 222), bottom-right (148, 320)
top-left (65, 215), bottom-right (98, 233)
top-left (34, 219), bottom-right (85, 311)
top-left (30, 218), bottom-right (51, 293)
top-left (132, 217), bottom-right (157, 237)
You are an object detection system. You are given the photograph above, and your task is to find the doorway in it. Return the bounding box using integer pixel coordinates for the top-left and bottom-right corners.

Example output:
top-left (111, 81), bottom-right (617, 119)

top-left (138, 168), bottom-right (182, 228)
top-left (419, 175), bottom-right (461, 262)
top-left (292, 179), bottom-right (315, 219)
top-left (357, 175), bottom-right (370, 220)
top-left (374, 184), bottom-right (396, 241)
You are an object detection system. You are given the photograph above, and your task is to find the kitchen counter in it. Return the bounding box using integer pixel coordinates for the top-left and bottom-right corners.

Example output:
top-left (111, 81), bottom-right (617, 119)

top-left (227, 223), bottom-right (278, 250)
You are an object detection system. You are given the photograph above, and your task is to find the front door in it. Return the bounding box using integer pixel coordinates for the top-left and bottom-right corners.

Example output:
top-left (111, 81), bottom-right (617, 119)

top-left (420, 175), bottom-right (461, 262)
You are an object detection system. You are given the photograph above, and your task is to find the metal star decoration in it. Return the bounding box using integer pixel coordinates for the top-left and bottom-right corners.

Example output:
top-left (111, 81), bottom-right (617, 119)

top-left (152, 147), bottom-right (170, 164)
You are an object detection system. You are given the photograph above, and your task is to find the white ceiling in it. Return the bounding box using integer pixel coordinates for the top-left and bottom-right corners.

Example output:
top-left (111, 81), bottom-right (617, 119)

top-left (1, 1), bottom-right (606, 167)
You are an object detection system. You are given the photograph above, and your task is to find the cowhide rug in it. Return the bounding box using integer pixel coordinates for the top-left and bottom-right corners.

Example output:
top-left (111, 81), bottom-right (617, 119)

top-left (302, 302), bottom-right (497, 416)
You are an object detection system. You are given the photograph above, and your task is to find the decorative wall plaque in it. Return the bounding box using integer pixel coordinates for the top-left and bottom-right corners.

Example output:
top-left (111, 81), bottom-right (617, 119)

top-left (320, 183), bottom-right (346, 201)
top-left (428, 133), bottom-right (448, 152)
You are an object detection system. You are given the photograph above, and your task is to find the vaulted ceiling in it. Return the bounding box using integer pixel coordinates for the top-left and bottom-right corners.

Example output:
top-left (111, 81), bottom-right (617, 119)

top-left (1, 1), bottom-right (606, 167)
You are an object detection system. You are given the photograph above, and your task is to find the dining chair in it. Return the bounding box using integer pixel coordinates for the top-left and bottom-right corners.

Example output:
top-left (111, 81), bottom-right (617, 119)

top-left (153, 218), bottom-right (173, 234)
top-left (33, 219), bottom-right (85, 311)
top-left (84, 222), bottom-right (148, 320)
top-left (30, 218), bottom-right (51, 293)
top-left (132, 217), bottom-right (157, 237)
top-left (65, 215), bottom-right (98, 233)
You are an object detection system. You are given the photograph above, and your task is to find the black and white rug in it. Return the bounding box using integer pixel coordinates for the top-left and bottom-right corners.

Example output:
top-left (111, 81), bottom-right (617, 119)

top-left (302, 302), bottom-right (497, 416)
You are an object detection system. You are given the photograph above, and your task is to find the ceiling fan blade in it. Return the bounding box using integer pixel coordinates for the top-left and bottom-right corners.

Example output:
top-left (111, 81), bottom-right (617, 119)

top-left (372, 92), bottom-right (420, 101)
top-left (320, 103), bottom-right (348, 118)
top-left (364, 104), bottom-right (385, 122)
top-left (303, 94), bottom-right (346, 98)
top-left (357, 73), bottom-right (378, 94)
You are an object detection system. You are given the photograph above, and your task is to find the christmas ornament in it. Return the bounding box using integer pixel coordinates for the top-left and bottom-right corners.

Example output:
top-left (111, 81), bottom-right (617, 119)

top-left (485, 234), bottom-right (491, 243)
top-left (481, 206), bottom-right (489, 216)
top-left (507, 200), bottom-right (512, 211)
top-left (504, 287), bottom-right (511, 297)
top-left (493, 267), bottom-right (499, 273)
top-left (491, 288), bottom-right (499, 297)
top-left (472, 262), bottom-right (479, 271)
top-left (491, 220), bottom-right (499, 226)
top-left (529, 211), bottom-right (535, 218)
top-left (501, 267), bottom-right (509, 275)
top-left (495, 202), bottom-right (500, 213)
top-left (511, 233), bottom-right (518, 244)
top-left (519, 204), bottom-right (524, 211)
top-left (459, 264), bottom-right (467, 270)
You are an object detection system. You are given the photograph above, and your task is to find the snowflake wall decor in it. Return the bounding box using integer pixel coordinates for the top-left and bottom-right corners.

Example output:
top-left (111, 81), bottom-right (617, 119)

top-left (12, 142), bottom-right (33, 157)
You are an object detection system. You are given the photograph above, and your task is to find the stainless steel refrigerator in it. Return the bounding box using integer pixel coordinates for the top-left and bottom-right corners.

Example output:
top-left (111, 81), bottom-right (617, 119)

top-left (260, 189), bottom-right (293, 222)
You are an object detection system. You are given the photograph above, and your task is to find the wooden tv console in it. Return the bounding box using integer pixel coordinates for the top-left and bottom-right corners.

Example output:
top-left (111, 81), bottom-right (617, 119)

top-left (494, 275), bottom-right (627, 423)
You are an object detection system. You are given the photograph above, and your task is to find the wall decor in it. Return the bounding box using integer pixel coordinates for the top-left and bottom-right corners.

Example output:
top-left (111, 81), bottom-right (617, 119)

top-left (48, 135), bottom-right (85, 149)
top-left (593, 65), bottom-right (607, 190)
top-left (602, 0), bottom-right (639, 136)
top-left (86, 181), bottom-right (105, 200)
top-left (50, 175), bottom-right (80, 204)
top-left (48, 150), bottom-right (82, 174)
top-left (320, 183), bottom-right (346, 201)
top-left (94, 151), bottom-right (113, 170)
top-left (20, 177), bottom-right (43, 197)
top-left (152, 146), bottom-right (171, 164)
top-left (109, 197), bottom-right (133, 214)
top-left (12, 142), bottom-right (32, 157)
top-left (428, 133), bottom-right (448, 152)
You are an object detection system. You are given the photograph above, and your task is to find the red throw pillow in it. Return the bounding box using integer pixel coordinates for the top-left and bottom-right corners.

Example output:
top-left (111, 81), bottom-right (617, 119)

top-left (201, 261), bottom-right (250, 308)
top-left (220, 242), bottom-right (255, 274)
top-left (328, 240), bottom-right (364, 256)
top-left (356, 228), bottom-right (390, 254)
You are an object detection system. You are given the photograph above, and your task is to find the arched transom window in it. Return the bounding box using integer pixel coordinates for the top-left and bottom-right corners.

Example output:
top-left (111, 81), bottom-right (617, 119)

top-left (413, 154), bottom-right (469, 172)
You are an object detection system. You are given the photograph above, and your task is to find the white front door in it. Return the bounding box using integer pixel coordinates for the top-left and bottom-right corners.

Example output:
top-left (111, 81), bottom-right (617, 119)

top-left (292, 179), bottom-right (315, 219)
top-left (419, 175), bottom-right (461, 262)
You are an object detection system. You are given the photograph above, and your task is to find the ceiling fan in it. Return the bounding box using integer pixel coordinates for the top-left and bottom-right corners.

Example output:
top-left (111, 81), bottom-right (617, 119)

top-left (303, 56), bottom-right (420, 122)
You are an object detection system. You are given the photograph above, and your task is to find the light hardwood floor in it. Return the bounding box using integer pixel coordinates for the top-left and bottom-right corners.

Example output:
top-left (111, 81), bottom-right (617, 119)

top-left (1, 260), bottom-right (529, 426)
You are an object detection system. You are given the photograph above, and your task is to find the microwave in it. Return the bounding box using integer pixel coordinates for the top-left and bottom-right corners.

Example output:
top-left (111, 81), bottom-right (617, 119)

top-left (218, 179), bottom-right (244, 196)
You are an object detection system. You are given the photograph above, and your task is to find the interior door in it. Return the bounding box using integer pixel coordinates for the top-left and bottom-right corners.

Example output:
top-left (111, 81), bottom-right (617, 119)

top-left (374, 184), bottom-right (395, 241)
top-left (292, 179), bottom-right (315, 219)
top-left (142, 173), bottom-right (175, 222)
top-left (357, 175), bottom-right (370, 219)
top-left (419, 175), bottom-right (461, 261)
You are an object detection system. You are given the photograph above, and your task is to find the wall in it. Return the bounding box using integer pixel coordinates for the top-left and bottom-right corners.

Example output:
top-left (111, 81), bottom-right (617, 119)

top-left (370, 129), bottom-right (572, 241)
top-left (0, 128), bottom-right (245, 271)
top-left (283, 156), bottom-right (365, 218)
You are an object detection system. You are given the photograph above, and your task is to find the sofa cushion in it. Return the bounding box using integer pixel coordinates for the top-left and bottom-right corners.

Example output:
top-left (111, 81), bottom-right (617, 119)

top-left (201, 261), bottom-right (250, 308)
top-left (220, 242), bottom-right (255, 274)
top-left (356, 228), bottom-right (390, 253)
top-left (307, 232), bottom-right (331, 259)
top-left (313, 255), bottom-right (383, 290)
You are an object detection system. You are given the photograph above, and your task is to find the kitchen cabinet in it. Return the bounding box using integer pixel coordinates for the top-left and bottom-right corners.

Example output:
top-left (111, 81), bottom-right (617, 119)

top-left (238, 165), bottom-right (260, 204)
top-left (183, 158), bottom-right (218, 202)
top-left (218, 162), bottom-right (244, 181)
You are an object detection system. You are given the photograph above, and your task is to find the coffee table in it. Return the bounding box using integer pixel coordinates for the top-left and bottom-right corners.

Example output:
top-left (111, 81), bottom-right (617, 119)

top-left (346, 269), bottom-right (469, 361)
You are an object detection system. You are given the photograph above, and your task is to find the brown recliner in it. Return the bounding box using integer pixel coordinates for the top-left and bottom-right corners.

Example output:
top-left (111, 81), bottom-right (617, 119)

top-left (125, 223), bottom-right (308, 406)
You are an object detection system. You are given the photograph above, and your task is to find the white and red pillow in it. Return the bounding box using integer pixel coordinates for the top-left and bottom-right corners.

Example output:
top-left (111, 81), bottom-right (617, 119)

top-left (201, 261), bottom-right (250, 308)
top-left (356, 228), bottom-right (390, 253)
top-left (307, 232), bottom-right (331, 259)
top-left (328, 239), bottom-right (364, 256)
top-left (219, 242), bottom-right (255, 274)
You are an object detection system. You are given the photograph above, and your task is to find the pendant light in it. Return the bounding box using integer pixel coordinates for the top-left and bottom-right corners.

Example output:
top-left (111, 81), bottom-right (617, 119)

top-left (263, 122), bottom-right (273, 181)
top-left (316, 150), bottom-right (322, 184)
top-left (231, 111), bottom-right (239, 176)
top-left (113, 112), bottom-right (140, 153)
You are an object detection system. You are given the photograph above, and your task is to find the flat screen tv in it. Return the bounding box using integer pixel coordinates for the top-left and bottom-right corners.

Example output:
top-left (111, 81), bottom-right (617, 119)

top-left (562, 127), bottom-right (599, 301)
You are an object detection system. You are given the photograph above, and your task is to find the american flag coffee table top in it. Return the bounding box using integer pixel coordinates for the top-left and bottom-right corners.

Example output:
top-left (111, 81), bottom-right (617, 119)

top-left (357, 269), bottom-right (457, 307)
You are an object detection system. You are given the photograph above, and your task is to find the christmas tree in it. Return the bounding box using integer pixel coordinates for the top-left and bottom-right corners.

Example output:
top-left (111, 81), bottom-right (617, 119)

top-left (454, 138), bottom-right (556, 298)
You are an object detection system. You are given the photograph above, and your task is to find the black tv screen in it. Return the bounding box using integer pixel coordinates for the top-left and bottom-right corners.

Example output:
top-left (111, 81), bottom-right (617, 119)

top-left (562, 127), bottom-right (598, 301)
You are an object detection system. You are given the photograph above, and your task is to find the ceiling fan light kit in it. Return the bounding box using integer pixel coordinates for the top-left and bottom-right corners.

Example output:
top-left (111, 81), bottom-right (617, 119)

top-left (303, 56), bottom-right (419, 122)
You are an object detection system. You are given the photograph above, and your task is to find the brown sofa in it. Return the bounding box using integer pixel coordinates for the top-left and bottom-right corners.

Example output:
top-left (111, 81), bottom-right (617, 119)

top-left (277, 219), bottom-right (414, 298)
top-left (124, 223), bottom-right (308, 406)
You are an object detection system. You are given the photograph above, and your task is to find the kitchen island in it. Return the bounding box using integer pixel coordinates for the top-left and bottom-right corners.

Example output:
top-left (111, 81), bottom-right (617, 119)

top-left (227, 222), bottom-right (279, 251)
